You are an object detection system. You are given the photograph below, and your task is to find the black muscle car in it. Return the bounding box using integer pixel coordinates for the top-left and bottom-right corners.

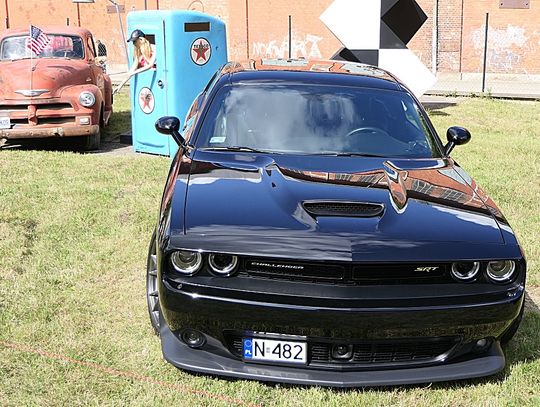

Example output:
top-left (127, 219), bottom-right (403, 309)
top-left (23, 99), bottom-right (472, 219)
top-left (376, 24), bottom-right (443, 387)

top-left (146, 59), bottom-right (526, 387)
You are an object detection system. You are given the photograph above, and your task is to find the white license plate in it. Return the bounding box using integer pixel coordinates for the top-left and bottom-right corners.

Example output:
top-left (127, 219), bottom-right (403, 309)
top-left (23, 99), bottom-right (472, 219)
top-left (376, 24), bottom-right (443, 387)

top-left (243, 338), bottom-right (307, 364)
top-left (0, 117), bottom-right (10, 129)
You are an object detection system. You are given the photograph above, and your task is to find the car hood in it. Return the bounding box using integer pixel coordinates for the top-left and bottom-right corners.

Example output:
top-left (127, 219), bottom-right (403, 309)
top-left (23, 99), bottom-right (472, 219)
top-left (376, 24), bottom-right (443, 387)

top-left (175, 151), bottom-right (511, 262)
top-left (0, 58), bottom-right (92, 99)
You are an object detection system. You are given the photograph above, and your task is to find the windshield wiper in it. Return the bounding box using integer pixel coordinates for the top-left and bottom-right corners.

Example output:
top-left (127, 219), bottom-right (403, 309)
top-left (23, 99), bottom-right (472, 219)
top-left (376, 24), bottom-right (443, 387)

top-left (313, 152), bottom-right (388, 158)
top-left (202, 146), bottom-right (275, 154)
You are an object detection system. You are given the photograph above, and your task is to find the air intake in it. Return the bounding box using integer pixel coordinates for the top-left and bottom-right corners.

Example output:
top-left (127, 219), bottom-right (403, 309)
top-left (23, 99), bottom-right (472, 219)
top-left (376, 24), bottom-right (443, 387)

top-left (303, 201), bottom-right (384, 217)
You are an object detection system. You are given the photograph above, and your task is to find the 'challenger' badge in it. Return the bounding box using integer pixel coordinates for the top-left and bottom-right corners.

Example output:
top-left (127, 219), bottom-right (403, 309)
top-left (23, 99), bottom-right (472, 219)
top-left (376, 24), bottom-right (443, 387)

top-left (250, 262), bottom-right (304, 270)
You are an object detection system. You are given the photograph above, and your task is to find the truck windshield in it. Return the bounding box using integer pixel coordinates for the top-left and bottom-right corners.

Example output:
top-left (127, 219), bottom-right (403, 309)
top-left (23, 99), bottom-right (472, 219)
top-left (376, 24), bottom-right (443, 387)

top-left (0, 35), bottom-right (84, 60)
top-left (198, 84), bottom-right (442, 158)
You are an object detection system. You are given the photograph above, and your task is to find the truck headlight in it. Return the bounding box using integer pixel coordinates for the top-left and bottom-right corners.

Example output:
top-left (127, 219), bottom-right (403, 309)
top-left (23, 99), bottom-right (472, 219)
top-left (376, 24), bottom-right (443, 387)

top-left (79, 91), bottom-right (96, 107)
top-left (170, 250), bottom-right (202, 275)
top-left (486, 260), bottom-right (516, 282)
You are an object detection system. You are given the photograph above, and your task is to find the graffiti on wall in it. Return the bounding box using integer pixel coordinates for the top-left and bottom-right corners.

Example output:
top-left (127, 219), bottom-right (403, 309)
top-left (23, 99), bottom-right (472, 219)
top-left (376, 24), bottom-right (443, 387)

top-left (471, 24), bottom-right (530, 72)
top-left (252, 34), bottom-right (323, 59)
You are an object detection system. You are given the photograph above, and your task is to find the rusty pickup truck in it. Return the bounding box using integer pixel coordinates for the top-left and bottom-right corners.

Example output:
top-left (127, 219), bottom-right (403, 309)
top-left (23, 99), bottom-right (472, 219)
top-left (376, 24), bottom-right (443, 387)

top-left (0, 26), bottom-right (112, 150)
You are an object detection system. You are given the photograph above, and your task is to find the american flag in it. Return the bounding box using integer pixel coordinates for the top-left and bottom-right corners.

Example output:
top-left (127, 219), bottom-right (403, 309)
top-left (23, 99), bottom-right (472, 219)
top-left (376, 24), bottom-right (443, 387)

top-left (26, 25), bottom-right (50, 55)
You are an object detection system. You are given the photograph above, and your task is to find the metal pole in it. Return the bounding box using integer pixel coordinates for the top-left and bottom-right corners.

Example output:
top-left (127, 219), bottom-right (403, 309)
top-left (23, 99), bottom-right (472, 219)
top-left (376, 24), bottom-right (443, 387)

top-left (482, 13), bottom-right (489, 93)
top-left (144, 0), bottom-right (147, 10)
top-left (431, 0), bottom-right (438, 75)
top-left (108, 0), bottom-right (130, 67)
top-left (245, 0), bottom-right (250, 59)
top-left (288, 15), bottom-right (292, 59)
top-left (4, 0), bottom-right (9, 29)
top-left (77, 3), bottom-right (81, 26)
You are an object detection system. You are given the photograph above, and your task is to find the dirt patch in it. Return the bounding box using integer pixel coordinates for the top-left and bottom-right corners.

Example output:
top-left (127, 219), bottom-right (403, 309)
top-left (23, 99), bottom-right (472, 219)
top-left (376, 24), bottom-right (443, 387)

top-left (526, 286), bottom-right (540, 314)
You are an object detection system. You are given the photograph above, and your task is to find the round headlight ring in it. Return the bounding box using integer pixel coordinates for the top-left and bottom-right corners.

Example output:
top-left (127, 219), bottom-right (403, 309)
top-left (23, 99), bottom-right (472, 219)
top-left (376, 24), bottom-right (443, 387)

top-left (451, 261), bottom-right (480, 282)
top-left (170, 250), bottom-right (202, 275)
top-left (79, 91), bottom-right (96, 107)
top-left (208, 253), bottom-right (238, 276)
top-left (486, 260), bottom-right (516, 282)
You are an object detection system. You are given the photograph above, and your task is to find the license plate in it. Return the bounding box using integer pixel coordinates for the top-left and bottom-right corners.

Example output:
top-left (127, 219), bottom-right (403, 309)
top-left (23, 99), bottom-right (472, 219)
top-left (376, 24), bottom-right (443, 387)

top-left (0, 117), bottom-right (10, 129)
top-left (243, 338), bottom-right (307, 364)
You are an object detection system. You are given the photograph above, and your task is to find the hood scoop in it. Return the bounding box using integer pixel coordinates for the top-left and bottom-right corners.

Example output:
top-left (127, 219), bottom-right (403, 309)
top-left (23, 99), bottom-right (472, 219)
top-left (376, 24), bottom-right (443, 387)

top-left (303, 201), bottom-right (384, 218)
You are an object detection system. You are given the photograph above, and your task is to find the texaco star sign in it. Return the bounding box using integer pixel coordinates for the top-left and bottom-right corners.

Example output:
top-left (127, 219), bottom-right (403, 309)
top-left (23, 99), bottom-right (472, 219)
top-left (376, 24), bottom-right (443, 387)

top-left (321, 0), bottom-right (436, 96)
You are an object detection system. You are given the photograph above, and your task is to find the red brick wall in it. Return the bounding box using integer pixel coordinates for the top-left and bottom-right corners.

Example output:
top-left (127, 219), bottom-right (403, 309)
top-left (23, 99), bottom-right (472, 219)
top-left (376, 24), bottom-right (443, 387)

top-left (1, 0), bottom-right (539, 74)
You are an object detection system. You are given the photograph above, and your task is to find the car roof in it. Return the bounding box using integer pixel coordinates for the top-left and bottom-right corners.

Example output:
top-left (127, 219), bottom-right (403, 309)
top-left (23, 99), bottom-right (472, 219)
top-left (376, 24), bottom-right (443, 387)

top-left (0, 26), bottom-right (91, 39)
top-left (221, 58), bottom-right (405, 92)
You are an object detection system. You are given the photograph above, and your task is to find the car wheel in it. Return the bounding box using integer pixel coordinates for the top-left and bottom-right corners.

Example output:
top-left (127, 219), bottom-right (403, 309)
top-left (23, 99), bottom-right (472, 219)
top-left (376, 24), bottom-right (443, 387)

top-left (501, 300), bottom-right (525, 345)
top-left (146, 229), bottom-right (160, 335)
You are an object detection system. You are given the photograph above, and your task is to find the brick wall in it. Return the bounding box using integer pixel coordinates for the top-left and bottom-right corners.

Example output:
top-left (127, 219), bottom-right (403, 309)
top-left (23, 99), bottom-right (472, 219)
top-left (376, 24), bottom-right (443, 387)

top-left (1, 0), bottom-right (539, 74)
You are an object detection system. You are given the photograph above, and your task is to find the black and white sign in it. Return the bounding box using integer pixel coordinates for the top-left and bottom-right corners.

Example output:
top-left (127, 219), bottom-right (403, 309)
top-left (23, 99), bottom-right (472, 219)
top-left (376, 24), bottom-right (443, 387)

top-left (321, 0), bottom-right (436, 96)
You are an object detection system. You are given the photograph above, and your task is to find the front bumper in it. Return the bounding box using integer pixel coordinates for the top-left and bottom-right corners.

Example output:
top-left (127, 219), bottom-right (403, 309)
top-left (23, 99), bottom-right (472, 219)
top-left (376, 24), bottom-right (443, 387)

top-left (0, 124), bottom-right (99, 139)
top-left (160, 320), bottom-right (506, 387)
top-left (158, 274), bottom-right (524, 386)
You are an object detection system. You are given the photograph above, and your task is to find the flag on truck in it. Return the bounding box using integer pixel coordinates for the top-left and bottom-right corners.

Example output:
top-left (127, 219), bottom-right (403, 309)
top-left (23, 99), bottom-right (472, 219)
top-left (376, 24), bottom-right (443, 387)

top-left (26, 25), bottom-right (50, 55)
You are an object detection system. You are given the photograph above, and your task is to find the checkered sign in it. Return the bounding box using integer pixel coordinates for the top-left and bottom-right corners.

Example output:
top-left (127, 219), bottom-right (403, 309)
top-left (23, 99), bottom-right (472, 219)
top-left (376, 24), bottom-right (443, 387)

top-left (321, 0), bottom-right (436, 96)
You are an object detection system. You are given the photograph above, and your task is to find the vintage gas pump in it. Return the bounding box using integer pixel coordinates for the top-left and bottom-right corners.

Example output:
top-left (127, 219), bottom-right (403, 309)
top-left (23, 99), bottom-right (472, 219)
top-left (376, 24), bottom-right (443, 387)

top-left (127, 10), bottom-right (227, 157)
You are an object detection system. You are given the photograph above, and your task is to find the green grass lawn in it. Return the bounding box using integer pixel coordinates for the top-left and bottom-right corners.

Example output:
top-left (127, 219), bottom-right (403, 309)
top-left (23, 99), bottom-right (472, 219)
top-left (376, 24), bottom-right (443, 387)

top-left (0, 94), bottom-right (539, 406)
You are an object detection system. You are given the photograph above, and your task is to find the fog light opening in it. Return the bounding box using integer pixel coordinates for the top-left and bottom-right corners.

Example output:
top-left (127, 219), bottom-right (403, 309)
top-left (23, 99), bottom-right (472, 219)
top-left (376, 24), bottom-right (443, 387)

top-left (474, 338), bottom-right (490, 352)
top-left (181, 329), bottom-right (206, 349)
top-left (331, 344), bottom-right (353, 360)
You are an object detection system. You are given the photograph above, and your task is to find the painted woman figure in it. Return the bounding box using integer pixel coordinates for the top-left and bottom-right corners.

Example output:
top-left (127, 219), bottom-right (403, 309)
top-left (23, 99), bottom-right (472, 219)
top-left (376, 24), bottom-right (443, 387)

top-left (114, 29), bottom-right (156, 94)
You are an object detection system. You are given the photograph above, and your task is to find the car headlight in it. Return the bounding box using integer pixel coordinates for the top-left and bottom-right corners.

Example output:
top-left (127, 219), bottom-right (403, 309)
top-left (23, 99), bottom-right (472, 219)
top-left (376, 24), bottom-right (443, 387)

top-left (79, 91), bottom-right (96, 107)
top-left (451, 261), bottom-right (480, 282)
top-left (208, 253), bottom-right (238, 276)
top-left (486, 260), bottom-right (516, 282)
top-left (170, 250), bottom-right (202, 275)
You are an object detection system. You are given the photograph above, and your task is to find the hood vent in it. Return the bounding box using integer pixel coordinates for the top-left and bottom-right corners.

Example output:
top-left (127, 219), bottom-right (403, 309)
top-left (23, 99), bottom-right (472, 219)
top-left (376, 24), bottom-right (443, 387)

top-left (303, 201), bottom-right (384, 218)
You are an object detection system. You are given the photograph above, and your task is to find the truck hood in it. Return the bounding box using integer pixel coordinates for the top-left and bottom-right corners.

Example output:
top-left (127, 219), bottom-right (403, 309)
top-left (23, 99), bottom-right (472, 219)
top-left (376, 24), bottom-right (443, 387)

top-left (0, 58), bottom-right (92, 99)
top-left (174, 151), bottom-right (511, 262)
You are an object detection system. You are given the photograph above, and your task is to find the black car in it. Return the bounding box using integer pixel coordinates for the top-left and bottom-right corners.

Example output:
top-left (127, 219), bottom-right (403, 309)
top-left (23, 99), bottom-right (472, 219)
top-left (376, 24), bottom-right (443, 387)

top-left (146, 59), bottom-right (525, 387)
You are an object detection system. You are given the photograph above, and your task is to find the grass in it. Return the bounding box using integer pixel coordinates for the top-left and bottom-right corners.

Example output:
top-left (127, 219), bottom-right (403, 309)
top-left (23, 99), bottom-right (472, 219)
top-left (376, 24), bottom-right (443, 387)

top-left (0, 94), bottom-right (539, 406)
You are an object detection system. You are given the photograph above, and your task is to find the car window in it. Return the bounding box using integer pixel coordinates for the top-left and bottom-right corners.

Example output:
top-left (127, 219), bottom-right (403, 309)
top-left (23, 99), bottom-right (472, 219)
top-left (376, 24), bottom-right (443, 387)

top-left (198, 84), bottom-right (442, 158)
top-left (0, 34), bottom-right (85, 60)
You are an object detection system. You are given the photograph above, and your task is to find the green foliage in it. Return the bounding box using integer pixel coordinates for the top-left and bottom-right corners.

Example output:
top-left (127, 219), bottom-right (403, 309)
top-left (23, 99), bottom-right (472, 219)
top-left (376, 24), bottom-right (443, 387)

top-left (0, 97), bottom-right (539, 406)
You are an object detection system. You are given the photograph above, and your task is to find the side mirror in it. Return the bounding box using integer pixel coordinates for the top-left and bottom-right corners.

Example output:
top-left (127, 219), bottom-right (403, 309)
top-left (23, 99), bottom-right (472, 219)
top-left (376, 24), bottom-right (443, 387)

top-left (155, 116), bottom-right (186, 147)
top-left (445, 126), bottom-right (471, 155)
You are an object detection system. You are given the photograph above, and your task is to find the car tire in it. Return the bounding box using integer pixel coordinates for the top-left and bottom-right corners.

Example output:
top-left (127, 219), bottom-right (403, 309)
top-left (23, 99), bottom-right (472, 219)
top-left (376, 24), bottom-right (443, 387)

top-left (146, 229), bottom-right (161, 335)
top-left (500, 300), bottom-right (525, 345)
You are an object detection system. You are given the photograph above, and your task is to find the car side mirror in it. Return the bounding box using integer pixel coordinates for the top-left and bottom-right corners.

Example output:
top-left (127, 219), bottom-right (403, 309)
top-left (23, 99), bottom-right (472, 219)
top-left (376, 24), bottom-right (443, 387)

top-left (155, 116), bottom-right (186, 147)
top-left (445, 126), bottom-right (471, 155)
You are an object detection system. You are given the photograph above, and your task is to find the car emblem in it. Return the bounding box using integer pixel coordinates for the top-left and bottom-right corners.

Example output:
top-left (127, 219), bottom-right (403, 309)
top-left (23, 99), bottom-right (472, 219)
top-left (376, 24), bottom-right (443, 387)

top-left (138, 87), bottom-right (155, 114)
top-left (250, 261), bottom-right (304, 270)
top-left (191, 38), bottom-right (211, 66)
top-left (414, 266), bottom-right (439, 272)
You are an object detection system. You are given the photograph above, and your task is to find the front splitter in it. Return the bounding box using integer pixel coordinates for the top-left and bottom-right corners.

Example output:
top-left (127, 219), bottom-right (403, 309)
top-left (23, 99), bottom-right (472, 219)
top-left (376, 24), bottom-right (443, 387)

top-left (160, 321), bottom-right (505, 388)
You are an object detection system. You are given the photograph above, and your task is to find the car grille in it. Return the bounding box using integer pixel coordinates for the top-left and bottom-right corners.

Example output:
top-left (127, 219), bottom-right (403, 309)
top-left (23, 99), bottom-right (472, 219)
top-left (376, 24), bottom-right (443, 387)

top-left (303, 201), bottom-right (384, 217)
top-left (226, 336), bottom-right (458, 368)
top-left (241, 258), bottom-right (451, 285)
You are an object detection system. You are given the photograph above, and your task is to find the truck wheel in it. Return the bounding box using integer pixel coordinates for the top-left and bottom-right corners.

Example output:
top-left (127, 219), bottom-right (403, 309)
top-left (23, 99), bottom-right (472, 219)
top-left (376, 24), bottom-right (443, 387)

top-left (82, 130), bottom-right (101, 151)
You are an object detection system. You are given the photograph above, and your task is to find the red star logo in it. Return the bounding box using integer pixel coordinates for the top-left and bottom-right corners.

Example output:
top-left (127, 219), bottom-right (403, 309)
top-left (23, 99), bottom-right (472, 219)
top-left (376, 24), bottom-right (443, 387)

top-left (192, 40), bottom-right (209, 62)
top-left (140, 92), bottom-right (152, 110)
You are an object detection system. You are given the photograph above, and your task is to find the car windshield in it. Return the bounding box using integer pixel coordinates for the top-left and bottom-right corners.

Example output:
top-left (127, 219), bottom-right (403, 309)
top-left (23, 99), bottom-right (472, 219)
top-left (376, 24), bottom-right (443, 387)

top-left (198, 84), bottom-right (442, 158)
top-left (0, 35), bottom-right (84, 60)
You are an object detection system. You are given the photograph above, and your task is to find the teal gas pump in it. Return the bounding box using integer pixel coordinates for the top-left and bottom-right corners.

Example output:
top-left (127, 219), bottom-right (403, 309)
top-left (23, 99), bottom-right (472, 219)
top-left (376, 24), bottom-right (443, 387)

top-left (127, 10), bottom-right (227, 157)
